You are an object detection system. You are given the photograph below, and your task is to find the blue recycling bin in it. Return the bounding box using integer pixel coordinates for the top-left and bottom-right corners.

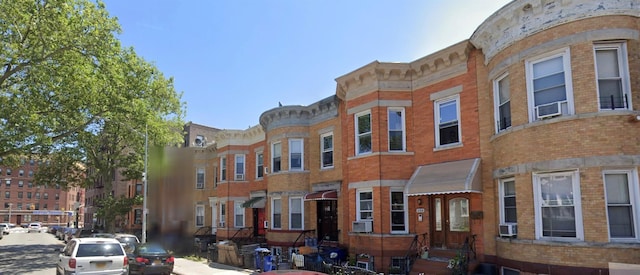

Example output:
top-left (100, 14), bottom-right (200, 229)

top-left (263, 255), bottom-right (274, 271)
top-left (255, 248), bottom-right (270, 270)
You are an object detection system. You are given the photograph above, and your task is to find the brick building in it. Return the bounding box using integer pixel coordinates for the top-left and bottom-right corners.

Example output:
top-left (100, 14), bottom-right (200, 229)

top-left (149, 0), bottom-right (640, 274)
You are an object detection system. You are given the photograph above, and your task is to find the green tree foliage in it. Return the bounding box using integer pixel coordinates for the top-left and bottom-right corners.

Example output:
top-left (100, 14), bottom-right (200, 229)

top-left (0, 0), bottom-right (185, 189)
top-left (95, 194), bottom-right (143, 232)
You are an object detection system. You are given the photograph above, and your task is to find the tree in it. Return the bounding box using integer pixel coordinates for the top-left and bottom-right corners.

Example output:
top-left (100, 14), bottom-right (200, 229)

top-left (95, 194), bottom-right (143, 232)
top-left (0, 0), bottom-right (185, 189)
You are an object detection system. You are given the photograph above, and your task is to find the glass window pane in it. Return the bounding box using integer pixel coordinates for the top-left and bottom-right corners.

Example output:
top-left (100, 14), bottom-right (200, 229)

top-left (439, 100), bottom-right (457, 124)
top-left (358, 114), bottom-right (371, 134)
top-left (608, 206), bottom-right (634, 237)
top-left (449, 198), bottom-right (469, 232)
top-left (596, 49), bottom-right (620, 78)
top-left (606, 174), bottom-right (630, 204)
top-left (533, 56), bottom-right (563, 77)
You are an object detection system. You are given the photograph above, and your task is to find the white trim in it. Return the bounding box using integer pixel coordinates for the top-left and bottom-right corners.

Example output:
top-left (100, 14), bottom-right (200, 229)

top-left (289, 139), bottom-right (304, 171)
top-left (390, 188), bottom-right (408, 234)
top-left (289, 197), bottom-right (304, 230)
top-left (593, 42), bottom-right (632, 111)
top-left (234, 154), bottom-right (245, 181)
top-left (271, 142), bottom-right (282, 173)
top-left (355, 110), bottom-right (372, 156)
top-left (220, 156), bottom-right (227, 182)
top-left (196, 168), bottom-right (205, 189)
top-left (256, 152), bottom-right (264, 179)
top-left (499, 178), bottom-right (516, 224)
top-left (272, 197), bottom-right (282, 229)
top-left (234, 201), bottom-right (245, 228)
top-left (493, 73), bottom-right (511, 133)
top-left (434, 95), bottom-right (461, 148)
top-left (603, 168), bottom-right (640, 241)
top-left (356, 188), bottom-right (373, 221)
top-left (532, 170), bottom-right (583, 241)
top-left (320, 132), bottom-right (334, 169)
top-left (388, 107), bottom-right (406, 152)
top-left (525, 47), bottom-right (574, 122)
top-left (195, 205), bottom-right (205, 227)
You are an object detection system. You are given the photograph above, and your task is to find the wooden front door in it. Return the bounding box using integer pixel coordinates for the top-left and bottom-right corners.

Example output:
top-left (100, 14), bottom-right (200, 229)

top-left (253, 208), bottom-right (266, 236)
top-left (430, 194), bottom-right (470, 249)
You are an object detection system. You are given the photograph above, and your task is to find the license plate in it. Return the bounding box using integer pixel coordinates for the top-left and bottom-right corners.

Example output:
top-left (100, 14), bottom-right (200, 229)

top-left (153, 260), bottom-right (161, 265)
top-left (95, 262), bottom-right (106, 268)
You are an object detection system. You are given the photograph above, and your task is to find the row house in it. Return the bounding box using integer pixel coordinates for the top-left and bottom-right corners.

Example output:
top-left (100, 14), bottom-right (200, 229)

top-left (149, 0), bottom-right (640, 274)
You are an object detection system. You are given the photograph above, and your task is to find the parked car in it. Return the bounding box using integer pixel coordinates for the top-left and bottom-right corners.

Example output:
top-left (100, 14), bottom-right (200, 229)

top-left (63, 228), bottom-right (78, 243)
top-left (0, 223), bottom-right (10, 235)
top-left (74, 228), bottom-right (100, 239)
top-left (27, 222), bottom-right (42, 233)
top-left (48, 225), bottom-right (63, 235)
top-left (127, 243), bottom-right (174, 275)
top-left (114, 233), bottom-right (140, 253)
top-left (56, 237), bottom-right (128, 275)
top-left (90, 232), bottom-right (116, 238)
top-left (56, 227), bottom-right (69, 240)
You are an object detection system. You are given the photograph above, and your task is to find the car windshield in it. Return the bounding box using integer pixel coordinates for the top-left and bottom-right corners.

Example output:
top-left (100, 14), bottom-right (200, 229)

top-left (76, 243), bottom-right (124, 257)
top-left (137, 244), bottom-right (168, 254)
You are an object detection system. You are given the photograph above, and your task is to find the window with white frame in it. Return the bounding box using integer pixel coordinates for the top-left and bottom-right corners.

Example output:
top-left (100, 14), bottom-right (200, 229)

top-left (595, 43), bottom-right (631, 110)
top-left (272, 142), bottom-right (281, 173)
top-left (272, 198), bottom-right (282, 229)
top-left (321, 133), bottom-right (333, 168)
top-left (388, 108), bottom-right (405, 151)
top-left (357, 189), bottom-right (373, 220)
top-left (234, 201), bottom-right (244, 227)
top-left (526, 49), bottom-right (574, 121)
top-left (500, 178), bottom-right (517, 224)
top-left (604, 170), bottom-right (639, 239)
top-left (196, 168), bottom-right (205, 189)
top-left (220, 156), bottom-right (227, 181)
top-left (533, 171), bottom-right (583, 239)
top-left (355, 111), bottom-right (372, 155)
top-left (290, 197), bottom-right (303, 230)
top-left (390, 190), bottom-right (406, 232)
top-left (235, 154), bottom-right (245, 181)
top-left (219, 202), bottom-right (226, 228)
top-left (195, 205), bottom-right (205, 227)
top-left (435, 96), bottom-right (460, 146)
top-left (494, 73), bottom-right (512, 132)
top-left (256, 152), bottom-right (264, 178)
top-left (289, 139), bottom-right (303, 171)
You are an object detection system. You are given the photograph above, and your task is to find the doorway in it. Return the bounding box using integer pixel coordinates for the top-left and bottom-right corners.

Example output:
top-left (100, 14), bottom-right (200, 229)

top-left (316, 200), bottom-right (338, 241)
top-left (252, 208), bottom-right (266, 236)
top-left (430, 194), bottom-right (470, 249)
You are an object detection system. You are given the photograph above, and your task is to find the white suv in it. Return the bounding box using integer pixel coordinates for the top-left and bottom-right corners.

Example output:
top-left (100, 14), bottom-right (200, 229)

top-left (56, 238), bottom-right (128, 275)
top-left (0, 223), bottom-right (10, 235)
top-left (27, 222), bottom-right (42, 233)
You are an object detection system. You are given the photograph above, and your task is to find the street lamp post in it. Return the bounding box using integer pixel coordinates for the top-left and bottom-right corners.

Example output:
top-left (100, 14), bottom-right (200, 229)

top-left (8, 203), bottom-right (12, 224)
top-left (142, 124), bottom-right (148, 244)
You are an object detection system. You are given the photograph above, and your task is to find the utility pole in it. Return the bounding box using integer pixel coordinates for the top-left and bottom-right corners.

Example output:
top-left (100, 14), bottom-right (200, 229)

top-left (142, 123), bottom-right (148, 243)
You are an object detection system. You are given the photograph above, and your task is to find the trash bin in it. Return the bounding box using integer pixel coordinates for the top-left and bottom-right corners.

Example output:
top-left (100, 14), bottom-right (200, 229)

top-left (254, 247), bottom-right (271, 270)
top-left (263, 255), bottom-right (274, 271)
top-left (207, 243), bottom-right (218, 263)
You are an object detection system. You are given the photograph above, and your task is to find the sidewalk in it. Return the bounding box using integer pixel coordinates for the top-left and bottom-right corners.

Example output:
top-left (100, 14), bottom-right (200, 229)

top-left (172, 257), bottom-right (259, 275)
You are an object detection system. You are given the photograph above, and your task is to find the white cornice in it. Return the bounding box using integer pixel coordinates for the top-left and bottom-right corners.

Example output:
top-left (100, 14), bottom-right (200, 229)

top-left (213, 126), bottom-right (265, 148)
top-left (470, 0), bottom-right (640, 64)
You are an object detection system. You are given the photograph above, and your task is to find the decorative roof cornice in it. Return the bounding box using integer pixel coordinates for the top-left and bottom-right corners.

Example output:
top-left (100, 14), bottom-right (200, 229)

top-left (470, 0), bottom-right (640, 64)
top-left (259, 95), bottom-right (339, 131)
top-left (213, 126), bottom-right (265, 148)
top-left (335, 41), bottom-right (470, 101)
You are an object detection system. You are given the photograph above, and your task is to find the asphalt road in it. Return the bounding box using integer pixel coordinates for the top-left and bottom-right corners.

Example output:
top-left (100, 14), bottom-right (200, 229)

top-left (0, 227), bottom-right (63, 275)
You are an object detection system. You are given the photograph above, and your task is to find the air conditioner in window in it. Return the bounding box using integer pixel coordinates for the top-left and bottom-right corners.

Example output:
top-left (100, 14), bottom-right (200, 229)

top-left (235, 174), bottom-right (244, 181)
top-left (499, 223), bottom-right (517, 237)
top-left (352, 220), bottom-right (373, 233)
top-left (218, 221), bottom-right (225, 228)
top-left (263, 220), bottom-right (269, 228)
top-left (536, 101), bottom-right (565, 119)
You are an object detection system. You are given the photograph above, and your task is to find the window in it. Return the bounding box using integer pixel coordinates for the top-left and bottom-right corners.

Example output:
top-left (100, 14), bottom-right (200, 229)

top-left (272, 142), bottom-right (281, 173)
top-left (595, 43), bottom-right (631, 110)
top-left (35, 192), bottom-right (40, 199)
top-left (256, 152), bottom-right (264, 178)
top-left (4, 180), bottom-right (9, 187)
top-left (289, 139), bottom-right (303, 171)
top-left (500, 178), bottom-right (517, 224)
top-left (19, 170), bottom-right (24, 176)
top-left (6, 169), bottom-right (11, 176)
top-left (272, 198), bottom-right (282, 229)
top-left (27, 192), bottom-right (32, 199)
top-left (435, 96), bottom-right (460, 147)
top-left (196, 168), bottom-right (205, 189)
top-left (17, 192), bottom-right (23, 199)
top-left (321, 133), bottom-right (333, 168)
top-left (526, 49), bottom-right (573, 121)
top-left (220, 156), bottom-right (227, 181)
top-left (357, 190), bottom-right (373, 220)
top-left (136, 184), bottom-right (142, 196)
top-left (604, 170), bottom-right (639, 239)
top-left (18, 181), bottom-right (23, 187)
top-left (4, 191), bottom-right (9, 199)
top-left (28, 182), bottom-right (33, 188)
top-left (494, 73), bottom-right (512, 132)
top-left (134, 209), bottom-right (142, 224)
top-left (195, 205), bottom-right (205, 227)
top-left (55, 194), bottom-right (59, 200)
top-left (388, 108), bottom-right (405, 151)
top-left (390, 190), bottom-right (406, 233)
top-left (235, 154), bottom-right (245, 180)
top-left (29, 159), bottom-right (34, 165)
top-left (533, 171), bottom-right (583, 239)
top-left (449, 198), bottom-right (470, 232)
top-left (219, 202), bottom-right (226, 228)
top-left (290, 197), bottom-right (303, 230)
top-left (355, 111), bottom-right (372, 155)
top-left (234, 201), bottom-right (244, 228)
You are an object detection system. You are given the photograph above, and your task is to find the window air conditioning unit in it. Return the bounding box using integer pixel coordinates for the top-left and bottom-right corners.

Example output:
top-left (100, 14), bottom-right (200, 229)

top-left (218, 221), bottom-right (225, 228)
top-left (352, 220), bottom-right (373, 233)
top-left (235, 174), bottom-right (244, 181)
top-left (499, 223), bottom-right (517, 237)
top-left (536, 101), bottom-right (564, 119)
top-left (263, 220), bottom-right (269, 228)
top-left (264, 167), bottom-right (269, 175)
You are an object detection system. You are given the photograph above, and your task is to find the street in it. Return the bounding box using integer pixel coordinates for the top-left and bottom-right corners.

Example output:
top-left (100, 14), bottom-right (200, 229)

top-left (0, 228), bottom-right (62, 275)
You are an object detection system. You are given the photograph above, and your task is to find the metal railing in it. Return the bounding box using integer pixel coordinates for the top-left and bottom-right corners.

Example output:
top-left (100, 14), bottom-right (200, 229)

top-left (600, 94), bottom-right (629, 110)
top-left (292, 229), bottom-right (316, 248)
top-left (384, 232), bottom-right (427, 275)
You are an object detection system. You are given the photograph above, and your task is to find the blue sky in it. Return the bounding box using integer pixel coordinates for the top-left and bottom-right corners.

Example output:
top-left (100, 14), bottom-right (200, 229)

top-left (104, 0), bottom-right (512, 130)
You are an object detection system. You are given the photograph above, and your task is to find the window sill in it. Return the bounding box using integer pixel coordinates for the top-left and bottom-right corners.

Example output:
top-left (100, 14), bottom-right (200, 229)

top-left (433, 143), bottom-right (463, 151)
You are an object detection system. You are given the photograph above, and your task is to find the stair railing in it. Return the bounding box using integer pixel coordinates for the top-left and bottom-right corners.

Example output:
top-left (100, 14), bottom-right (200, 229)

top-left (390, 232), bottom-right (427, 275)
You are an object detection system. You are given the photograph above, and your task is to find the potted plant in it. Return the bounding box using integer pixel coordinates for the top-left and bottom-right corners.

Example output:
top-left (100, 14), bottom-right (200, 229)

top-left (420, 246), bottom-right (429, 259)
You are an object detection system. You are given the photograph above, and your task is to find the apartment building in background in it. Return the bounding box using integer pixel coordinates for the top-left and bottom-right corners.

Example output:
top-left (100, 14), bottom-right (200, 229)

top-left (148, 1), bottom-right (640, 274)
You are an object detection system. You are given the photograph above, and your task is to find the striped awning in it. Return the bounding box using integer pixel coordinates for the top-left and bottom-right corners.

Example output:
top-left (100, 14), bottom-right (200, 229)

top-left (303, 190), bottom-right (338, 201)
top-left (406, 158), bottom-right (482, 196)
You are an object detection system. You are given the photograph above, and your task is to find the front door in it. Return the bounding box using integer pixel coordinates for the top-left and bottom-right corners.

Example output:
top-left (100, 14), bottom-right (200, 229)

top-left (317, 200), bottom-right (338, 241)
top-left (253, 208), bottom-right (266, 236)
top-left (430, 194), bottom-right (470, 249)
